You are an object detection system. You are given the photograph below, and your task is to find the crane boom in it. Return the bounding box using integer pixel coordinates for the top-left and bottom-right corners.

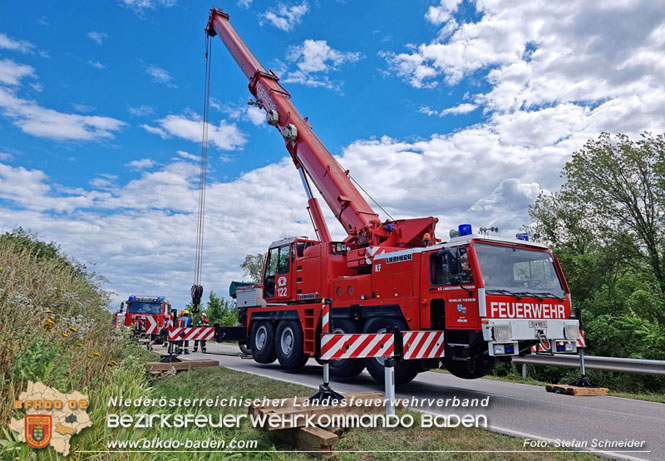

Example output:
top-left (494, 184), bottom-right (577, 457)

top-left (206, 8), bottom-right (437, 249)
top-left (206, 9), bottom-right (379, 238)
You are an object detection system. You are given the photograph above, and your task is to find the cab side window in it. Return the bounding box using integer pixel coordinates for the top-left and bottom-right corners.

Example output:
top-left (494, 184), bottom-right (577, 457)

top-left (264, 247), bottom-right (279, 297)
top-left (430, 247), bottom-right (473, 285)
top-left (277, 245), bottom-right (290, 274)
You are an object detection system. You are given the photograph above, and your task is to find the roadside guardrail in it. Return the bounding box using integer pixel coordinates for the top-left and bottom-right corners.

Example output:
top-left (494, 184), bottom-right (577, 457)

top-left (513, 354), bottom-right (665, 375)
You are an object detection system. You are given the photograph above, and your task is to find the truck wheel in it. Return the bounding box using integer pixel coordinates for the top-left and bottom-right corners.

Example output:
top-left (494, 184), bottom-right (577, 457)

top-left (444, 357), bottom-right (495, 379)
top-left (327, 319), bottom-right (365, 378)
top-left (250, 321), bottom-right (277, 364)
top-left (363, 317), bottom-right (419, 385)
top-left (275, 321), bottom-right (309, 370)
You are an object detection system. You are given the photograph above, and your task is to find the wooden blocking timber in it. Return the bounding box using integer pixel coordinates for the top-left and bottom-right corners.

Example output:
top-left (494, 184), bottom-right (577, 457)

top-left (272, 426), bottom-right (340, 457)
top-left (257, 392), bottom-right (402, 431)
top-left (144, 359), bottom-right (218, 373)
top-left (251, 391), bottom-right (405, 455)
top-left (546, 384), bottom-right (610, 396)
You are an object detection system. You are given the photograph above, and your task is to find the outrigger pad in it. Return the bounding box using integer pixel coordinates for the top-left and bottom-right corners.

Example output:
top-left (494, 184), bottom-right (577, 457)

top-left (308, 383), bottom-right (345, 404)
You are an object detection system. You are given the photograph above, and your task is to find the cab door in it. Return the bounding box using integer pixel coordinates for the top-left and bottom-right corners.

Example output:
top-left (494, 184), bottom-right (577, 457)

top-left (264, 243), bottom-right (294, 302)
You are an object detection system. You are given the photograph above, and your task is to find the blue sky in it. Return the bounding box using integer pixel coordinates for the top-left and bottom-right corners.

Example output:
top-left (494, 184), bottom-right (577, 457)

top-left (1, 0), bottom-right (664, 308)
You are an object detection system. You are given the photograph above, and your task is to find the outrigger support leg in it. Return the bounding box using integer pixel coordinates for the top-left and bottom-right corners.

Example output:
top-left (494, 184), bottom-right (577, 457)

top-left (568, 308), bottom-right (596, 388)
top-left (308, 362), bottom-right (344, 403)
top-left (159, 336), bottom-right (181, 363)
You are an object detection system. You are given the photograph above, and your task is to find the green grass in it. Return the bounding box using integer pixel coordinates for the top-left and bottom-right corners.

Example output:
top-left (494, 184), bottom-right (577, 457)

top-left (145, 366), bottom-right (597, 460)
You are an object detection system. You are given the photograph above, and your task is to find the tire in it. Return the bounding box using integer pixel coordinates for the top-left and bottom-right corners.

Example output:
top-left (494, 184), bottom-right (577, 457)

top-left (362, 317), bottom-right (419, 385)
top-left (250, 321), bottom-right (277, 364)
top-left (327, 319), bottom-right (365, 379)
top-left (275, 321), bottom-right (309, 370)
top-left (239, 343), bottom-right (252, 356)
top-left (444, 357), bottom-right (495, 379)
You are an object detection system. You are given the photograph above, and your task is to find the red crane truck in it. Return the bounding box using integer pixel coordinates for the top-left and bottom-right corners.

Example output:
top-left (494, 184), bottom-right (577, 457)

top-left (206, 8), bottom-right (582, 384)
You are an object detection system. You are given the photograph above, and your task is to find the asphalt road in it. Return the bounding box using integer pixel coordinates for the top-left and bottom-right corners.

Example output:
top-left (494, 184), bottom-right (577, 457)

top-left (169, 343), bottom-right (663, 460)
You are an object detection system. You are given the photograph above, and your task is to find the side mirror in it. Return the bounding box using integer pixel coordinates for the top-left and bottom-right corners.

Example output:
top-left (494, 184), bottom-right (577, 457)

top-left (119, 301), bottom-right (125, 313)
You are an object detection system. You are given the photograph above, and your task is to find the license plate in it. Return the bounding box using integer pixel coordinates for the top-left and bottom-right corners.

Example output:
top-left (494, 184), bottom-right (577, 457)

top-left (529, 321), bottom-right (547, 329)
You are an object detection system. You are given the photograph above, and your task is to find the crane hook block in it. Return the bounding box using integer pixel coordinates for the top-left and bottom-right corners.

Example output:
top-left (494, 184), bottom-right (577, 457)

top-left (191, 284), bottom-right (203, 313)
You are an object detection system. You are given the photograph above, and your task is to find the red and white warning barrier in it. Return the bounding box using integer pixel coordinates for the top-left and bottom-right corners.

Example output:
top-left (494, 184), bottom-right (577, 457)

top-left (319, 301), bottom-right (446, 361)
top-left (145, 316), bottom-right (159, 335)
top-left (321, 333), bottom-right (394, 360)
top-left (168, 327), bottom-right (215, 342)
top-left (577, 330), bottom-right (586, 348)
top-left (320, 330), bottom-right (446, 361)
top-left (402, 330), bottom-right (445, 360)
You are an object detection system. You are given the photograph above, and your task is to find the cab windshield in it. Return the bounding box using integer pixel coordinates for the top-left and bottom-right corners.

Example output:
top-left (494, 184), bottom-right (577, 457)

top-left (127, 302), bottom-right (162, 315)
top-left (474, 243), bottom-right (565, 299)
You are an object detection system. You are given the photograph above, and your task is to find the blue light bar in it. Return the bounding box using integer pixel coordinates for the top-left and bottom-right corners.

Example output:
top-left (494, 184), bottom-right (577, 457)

top-left (157, 296), bottom-right (164, 301)
top-left (516, 232), bottom-right (529, 241)
top-left (458, 224), bottom-right (472, 236)
top-left (128, 295), bottom-right (136, 301)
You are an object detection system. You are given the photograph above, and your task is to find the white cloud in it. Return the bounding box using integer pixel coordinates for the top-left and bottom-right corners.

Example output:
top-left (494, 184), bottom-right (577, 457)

top-left (120, 0), bottom-right (176, 14)
top-left (145, 65), bottom-right (176, 88)
top-left (71, 103), bottom-right (95, 113)
top-left (4, 0), bottom-right (665, 308)
top-left (222, 102), bottom-right (265, 126)
top-left (238, 0), bottom-right (253, 8)
top-left (470, 178), bottom-right (540, 212)
top-left (419, 103), bottom-right (477, 117)
top-left (0, 33), bottom-right (35, 53)
top-left (283, 40), bottom-right (362, 89)
top-left (0, 59), bottom-right (35, 85)
top-left (0, 157), bottom-right (307, 306)
top-left (0, 87), bottom-right (125, 141)
top-left (260, 2), bottom-right (309, 32)
top-left (383, 0), bottom-right (665, 101)
top-left (425, 0), bottom-right (462, 25)
top-left (126, 158), bottom-right (156, 170)
top-left (142, 114), bottom-right (246, 151)
top-left (87, 31), bottom-right (108, 46)
top-left (245, 106), bottom-right (265, 126)
top-left (90, 174), bottom-right (118, 189)
top-left (0, 152), bottom-right (13, 161)
top-left (176, 150), bottom-right (198, 161)
top-left (88, 60), bottom-right (105, 69)
top-left (129, 105), bottom-right (154, 117)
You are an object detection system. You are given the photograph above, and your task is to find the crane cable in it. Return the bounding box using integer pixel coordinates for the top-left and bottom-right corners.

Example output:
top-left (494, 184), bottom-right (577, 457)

top-left (191, 33), bottom-right (213, 313)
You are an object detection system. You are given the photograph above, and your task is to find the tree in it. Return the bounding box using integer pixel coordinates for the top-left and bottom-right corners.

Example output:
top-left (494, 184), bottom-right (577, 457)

top-left (531, 132), bottom-right (665, 294)
top-left (240, 253), bottom-right (265, 282)
top-left (204, 291), bottom-right (237, 326)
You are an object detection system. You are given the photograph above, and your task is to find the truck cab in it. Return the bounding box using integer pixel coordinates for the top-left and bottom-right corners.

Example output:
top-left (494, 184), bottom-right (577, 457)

top-left (420, 232), bottom-right (579, 377)
top-left (121, 295), bottom-right (171, 337)
top-left (262, 237), bottom-right (320, 303)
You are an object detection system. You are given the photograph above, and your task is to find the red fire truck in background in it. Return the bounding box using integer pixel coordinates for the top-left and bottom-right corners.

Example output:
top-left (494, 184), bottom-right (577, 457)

top-left (206, 8), bottom-right (582, 385)
top-left (114, 295), bottom-right (172, 343)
